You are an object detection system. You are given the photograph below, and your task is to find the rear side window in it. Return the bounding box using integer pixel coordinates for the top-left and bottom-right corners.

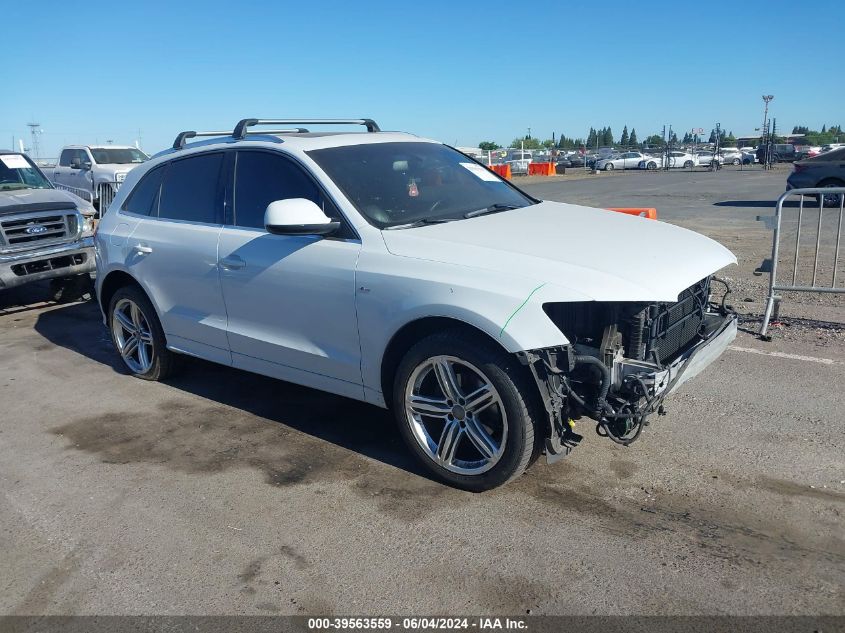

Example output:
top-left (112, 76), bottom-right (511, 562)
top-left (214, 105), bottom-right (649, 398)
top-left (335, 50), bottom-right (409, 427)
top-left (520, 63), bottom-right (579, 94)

top-left (233, 151), bottom-right (323, 229)
top-left (123, 166), bottom-right (165, 216)
top-left (158, 153), bottom-right (223, 223)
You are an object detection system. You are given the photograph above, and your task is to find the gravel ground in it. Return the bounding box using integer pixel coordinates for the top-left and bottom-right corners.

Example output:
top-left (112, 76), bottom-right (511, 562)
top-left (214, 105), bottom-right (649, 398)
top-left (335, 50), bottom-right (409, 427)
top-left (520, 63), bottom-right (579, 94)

top-left (0, 166), bottom-right (842, 618)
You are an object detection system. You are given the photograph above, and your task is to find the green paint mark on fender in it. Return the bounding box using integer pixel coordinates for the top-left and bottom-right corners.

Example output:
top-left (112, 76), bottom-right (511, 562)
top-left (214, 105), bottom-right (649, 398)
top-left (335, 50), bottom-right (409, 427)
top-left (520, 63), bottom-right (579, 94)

top-left (499, 283), bottom-right (546, 338)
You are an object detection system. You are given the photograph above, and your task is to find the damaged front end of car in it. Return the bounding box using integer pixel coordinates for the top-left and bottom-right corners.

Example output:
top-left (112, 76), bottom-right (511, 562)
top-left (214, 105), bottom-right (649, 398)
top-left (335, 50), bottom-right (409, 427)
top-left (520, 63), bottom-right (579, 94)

top-left (517, 276), bottom-right (738, 462)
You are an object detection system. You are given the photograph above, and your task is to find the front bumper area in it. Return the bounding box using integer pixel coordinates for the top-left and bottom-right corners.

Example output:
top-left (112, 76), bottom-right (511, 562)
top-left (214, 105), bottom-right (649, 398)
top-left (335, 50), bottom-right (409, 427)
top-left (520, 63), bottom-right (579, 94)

top-left (0, 237), bottom-right (95, 289)
top-left (520, 309), bottom-right (737, 461)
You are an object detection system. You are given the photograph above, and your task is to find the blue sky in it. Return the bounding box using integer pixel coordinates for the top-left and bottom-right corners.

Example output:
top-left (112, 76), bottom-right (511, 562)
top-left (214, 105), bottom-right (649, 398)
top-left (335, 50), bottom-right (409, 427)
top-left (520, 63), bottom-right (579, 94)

top-left (3, 0), bottom-right (842, 158)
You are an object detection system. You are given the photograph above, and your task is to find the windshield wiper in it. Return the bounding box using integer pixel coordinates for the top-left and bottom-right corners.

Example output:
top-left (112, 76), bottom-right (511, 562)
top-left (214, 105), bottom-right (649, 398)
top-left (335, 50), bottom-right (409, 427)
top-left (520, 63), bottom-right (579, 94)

top-left (464, 203), bottom-right (521, 219)
top-left (383, 217), bottom-right (460, 230)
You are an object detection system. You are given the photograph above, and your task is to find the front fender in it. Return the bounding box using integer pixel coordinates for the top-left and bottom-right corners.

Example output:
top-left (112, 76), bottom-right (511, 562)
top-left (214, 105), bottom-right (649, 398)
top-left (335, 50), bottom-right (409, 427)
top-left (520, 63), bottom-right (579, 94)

top-left (356, 251), bottom-right (584, 397)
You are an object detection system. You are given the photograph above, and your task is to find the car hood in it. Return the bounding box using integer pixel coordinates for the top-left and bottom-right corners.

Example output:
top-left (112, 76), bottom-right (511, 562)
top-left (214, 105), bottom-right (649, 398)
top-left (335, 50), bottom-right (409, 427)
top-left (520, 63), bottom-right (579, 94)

top-left (381, 201), bottom-right (736, 302)
top-left (95, 164), bottom-right (140, 177)
top-left (0, 187), bottom-right (89, 216)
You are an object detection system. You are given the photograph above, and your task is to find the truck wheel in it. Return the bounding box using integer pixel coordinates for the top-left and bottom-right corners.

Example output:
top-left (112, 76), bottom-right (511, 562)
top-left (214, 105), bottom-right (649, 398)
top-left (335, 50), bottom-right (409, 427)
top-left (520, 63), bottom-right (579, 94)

top-left (393, 331), bottom-right (539, 491)
top-left (49, 274), bottom-right (94, 303)
top-left (108, 285), bottom-right (176, 381)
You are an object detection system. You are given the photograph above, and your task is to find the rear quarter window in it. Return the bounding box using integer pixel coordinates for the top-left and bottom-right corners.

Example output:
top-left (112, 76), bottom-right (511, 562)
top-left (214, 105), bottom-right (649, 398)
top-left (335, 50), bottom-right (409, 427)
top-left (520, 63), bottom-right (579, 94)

top-left (123, 165), bottom-right (165, 216)
top-left (158, 153), bottom-right (224, 224)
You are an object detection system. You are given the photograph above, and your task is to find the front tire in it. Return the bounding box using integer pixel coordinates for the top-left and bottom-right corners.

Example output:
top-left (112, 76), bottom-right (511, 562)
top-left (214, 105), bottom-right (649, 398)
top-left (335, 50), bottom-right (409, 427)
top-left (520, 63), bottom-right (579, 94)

top-left (108, 285), bottom-right (176, 381)
top-left (393, 331), bottom-right (539, 491)
top-left (684, 160), bottom-right (694, 169)
top-left (604, 163), bottom-right (614, 171)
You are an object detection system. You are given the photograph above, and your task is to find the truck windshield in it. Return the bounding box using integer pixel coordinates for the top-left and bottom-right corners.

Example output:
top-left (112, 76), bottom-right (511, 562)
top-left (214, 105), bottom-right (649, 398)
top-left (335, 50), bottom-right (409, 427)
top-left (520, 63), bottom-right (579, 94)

top-left (0, 154), bottom-right (53, 191)
top-left (307, 142), bottom-right (534, 228)
top-left (90, 148), bottom-right (148, 164)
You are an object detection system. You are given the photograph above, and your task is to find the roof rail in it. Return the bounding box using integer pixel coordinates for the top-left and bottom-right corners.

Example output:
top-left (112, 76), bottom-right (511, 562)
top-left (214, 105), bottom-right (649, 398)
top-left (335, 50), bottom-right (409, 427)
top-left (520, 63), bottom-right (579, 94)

top-left (232, 118), bottom-right (380, 139)
top-left (172, 128), bottom-right (310, 150)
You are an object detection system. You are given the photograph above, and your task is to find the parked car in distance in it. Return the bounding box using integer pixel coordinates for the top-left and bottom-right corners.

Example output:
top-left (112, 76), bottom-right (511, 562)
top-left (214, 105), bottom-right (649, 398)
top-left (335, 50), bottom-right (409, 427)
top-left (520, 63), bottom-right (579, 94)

top-left (820, 143), bottom-right (844, 154)
top-left (718, 148), bottom-right (743, 165)
top-left (756, 143), bottom-right (800, 163)
top-left (94, 117), bottom-right (738, 491)
top-left (786, 147), bottom-right (845, 207)
top-left (639, 151), bottom-right (697, 170)
top-left (51, 145), bottom-right (148, 213)
top-left (0, 150), bottom-right (96, 299)
top-left (595, 151), bottom-right (651, 171)
top-left (794, 144), bottom-right (822, 160)
top-left (505, 150), bottom-right (533, 175)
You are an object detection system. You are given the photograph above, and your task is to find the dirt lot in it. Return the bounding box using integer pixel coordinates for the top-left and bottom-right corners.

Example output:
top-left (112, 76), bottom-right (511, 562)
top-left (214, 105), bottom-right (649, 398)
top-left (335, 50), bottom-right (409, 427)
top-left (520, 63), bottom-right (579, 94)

top-left (1, 166), bottom-right (843, 617)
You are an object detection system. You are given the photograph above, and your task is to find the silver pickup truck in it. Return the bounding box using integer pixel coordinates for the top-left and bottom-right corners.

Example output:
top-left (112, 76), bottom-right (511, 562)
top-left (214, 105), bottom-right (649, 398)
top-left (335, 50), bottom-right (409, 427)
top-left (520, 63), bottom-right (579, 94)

top-left (1, 150), bottom-right (96, 298)
top-left (51, 145), bottom-right (148, 214)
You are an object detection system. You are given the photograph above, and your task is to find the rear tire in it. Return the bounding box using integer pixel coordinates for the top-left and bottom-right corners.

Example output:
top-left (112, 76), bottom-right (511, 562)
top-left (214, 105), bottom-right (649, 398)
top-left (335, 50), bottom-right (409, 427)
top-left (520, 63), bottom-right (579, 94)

top-left (647, 161), bottom-right (657, 170)
top-left (816, 179), bottom-right (845, 208)
top-left (108, 285), bottom-right (176, 381)
top-left (732, 158), bottom-right (741, 165)
top-left (684, 160), bottom-right (694, 169)
top-left (392, 331), bottom-right (539, 491)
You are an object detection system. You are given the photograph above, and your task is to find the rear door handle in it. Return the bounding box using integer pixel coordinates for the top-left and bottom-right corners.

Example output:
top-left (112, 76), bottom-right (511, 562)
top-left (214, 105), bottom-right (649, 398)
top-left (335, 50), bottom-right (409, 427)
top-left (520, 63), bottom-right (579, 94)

top-left (220, 255), bottom-right (245, 270)
top-left (133, 244), bottom-right (153, 255)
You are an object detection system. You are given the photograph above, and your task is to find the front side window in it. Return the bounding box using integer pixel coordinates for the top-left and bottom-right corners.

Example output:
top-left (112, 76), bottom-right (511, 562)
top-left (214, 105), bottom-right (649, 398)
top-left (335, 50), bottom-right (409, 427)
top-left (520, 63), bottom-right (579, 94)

top-left (90, 148), bottom-right (148, 165)
top-left (158, 153), bottom-right (223, 224)
top-left (233, 151), bottom-right (324, 229)
top-left (59, 150), bottom-right (73, 167)
top-left (308, 142), bottom-right (534, 228)
top-left (123, 165), bottom-right (165, 216)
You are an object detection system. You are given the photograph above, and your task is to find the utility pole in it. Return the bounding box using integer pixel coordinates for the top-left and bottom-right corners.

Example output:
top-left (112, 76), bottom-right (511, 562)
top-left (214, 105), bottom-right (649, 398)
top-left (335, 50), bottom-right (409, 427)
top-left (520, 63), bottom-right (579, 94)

top-left (26, 123), bottom-right (42, 162)
top-left (761, 95), bottom-right (773, 170)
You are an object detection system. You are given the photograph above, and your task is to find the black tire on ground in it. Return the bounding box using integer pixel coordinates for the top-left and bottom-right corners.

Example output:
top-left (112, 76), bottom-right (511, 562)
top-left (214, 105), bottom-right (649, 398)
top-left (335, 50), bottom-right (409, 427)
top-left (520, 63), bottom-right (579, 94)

top-left (647, 161), bottom-right (657, 170)
top-left (816, 179), bottom-right (845, 208)
top-left (732, 158), bottom-right (741, 165)
top-left (684, 160), bottom-right (694, 169)
top-left (604, 163), bottom-right (614, 171)
top-left (49, 274), bottom-right (94, 303)
top-left (107, 285), bottom-right (176, 381)
top-left (392, 330), bottom-right (540, 491)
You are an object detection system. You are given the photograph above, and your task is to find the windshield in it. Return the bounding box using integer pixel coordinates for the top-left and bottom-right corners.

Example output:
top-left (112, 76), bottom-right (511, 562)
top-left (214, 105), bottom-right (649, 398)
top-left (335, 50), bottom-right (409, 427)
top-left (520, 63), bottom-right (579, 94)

top-left (308, 142), bottom-right (535, 228)
top-left (0, 154), bottom-right (53, 191)
top-left (90, 148), bottom-right (148, 164)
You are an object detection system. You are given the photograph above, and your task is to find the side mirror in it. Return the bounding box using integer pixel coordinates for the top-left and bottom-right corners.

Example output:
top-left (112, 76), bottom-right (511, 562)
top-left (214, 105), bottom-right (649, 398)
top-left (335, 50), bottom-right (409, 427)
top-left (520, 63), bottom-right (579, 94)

top-left (70, 157), bottom-right (81, 169)
top-left (264, 198), bottom-right (340, 236)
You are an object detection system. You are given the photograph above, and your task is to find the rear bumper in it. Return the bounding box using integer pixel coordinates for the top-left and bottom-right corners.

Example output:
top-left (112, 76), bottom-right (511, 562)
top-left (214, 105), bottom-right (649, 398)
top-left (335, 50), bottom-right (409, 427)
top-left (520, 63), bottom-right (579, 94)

top-left (0, 237), bottom-right (95, 289)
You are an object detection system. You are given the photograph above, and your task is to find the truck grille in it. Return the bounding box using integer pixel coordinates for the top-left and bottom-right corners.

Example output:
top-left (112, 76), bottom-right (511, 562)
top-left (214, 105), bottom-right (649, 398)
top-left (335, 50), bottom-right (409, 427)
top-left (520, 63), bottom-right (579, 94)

top-left (0, 211), bottom-right (78, 251)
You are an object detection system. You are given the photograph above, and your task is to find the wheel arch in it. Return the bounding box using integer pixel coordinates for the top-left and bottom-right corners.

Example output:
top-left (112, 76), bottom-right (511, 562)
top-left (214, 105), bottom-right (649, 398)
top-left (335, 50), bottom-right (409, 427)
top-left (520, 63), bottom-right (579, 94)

top-left (98, 269), bottom-right (146, 316)
top-left (380, 316), bottom-right (517, 407)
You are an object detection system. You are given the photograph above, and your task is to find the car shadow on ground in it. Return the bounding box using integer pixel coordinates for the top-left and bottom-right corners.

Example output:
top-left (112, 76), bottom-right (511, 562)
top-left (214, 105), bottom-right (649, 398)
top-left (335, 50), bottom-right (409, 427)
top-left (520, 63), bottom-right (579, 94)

top-left (32, 299), bottom-right (435, 484)
top-left (713, 199), bottom-right (809, 208)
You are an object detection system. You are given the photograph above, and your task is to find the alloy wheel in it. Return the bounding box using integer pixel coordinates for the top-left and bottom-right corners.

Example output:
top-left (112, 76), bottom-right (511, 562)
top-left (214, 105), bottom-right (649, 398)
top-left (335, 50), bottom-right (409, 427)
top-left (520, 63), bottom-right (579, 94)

top-left (112, 298), bottom-right (155, 374)
top-left (404, 356), bottom-right (507, 475)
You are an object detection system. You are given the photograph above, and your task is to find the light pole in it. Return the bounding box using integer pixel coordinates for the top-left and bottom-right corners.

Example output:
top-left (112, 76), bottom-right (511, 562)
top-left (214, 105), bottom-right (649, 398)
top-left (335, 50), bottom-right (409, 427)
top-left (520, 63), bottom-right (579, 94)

top-left (762, 95), bottom-right (774, 168)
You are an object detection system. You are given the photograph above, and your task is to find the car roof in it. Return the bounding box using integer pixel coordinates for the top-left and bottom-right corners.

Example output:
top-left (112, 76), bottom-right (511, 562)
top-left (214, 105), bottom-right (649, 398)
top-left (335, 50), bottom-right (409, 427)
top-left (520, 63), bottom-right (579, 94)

top-left (152, 131), bottom-right (434, 160)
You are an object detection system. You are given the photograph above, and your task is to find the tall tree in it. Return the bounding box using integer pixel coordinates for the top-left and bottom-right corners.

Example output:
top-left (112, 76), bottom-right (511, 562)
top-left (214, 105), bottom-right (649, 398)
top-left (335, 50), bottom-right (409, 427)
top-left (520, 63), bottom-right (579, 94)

top-left (587, 127), bottom-right (597, 148)
top-left (629, 128), bottom-right (638, 147)
top-left (478, 141), bottom-right (500, 151)
top-left (620, 125), bottom-right (629, 147)
top-left (708, 129), bottom-right (717, 143)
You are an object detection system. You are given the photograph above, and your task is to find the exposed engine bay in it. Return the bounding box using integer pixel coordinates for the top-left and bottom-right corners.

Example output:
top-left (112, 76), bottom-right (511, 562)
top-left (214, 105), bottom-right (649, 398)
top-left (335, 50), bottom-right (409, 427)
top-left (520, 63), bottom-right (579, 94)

top-left (519, 276), bottom-right (737, 462)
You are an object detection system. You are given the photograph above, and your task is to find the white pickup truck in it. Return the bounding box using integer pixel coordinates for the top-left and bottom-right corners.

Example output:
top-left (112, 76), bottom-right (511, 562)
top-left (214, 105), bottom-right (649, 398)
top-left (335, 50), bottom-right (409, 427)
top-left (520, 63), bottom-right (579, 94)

top-left (51, 145), bottom-right (148, 214)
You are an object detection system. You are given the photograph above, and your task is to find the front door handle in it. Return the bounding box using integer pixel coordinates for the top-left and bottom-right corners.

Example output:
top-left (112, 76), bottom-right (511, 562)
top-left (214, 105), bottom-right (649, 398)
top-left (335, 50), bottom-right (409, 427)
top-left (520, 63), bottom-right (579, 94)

top-left (220, 255), bottom-right (245, 270)
top-left (133, 244), bottom-right (153, 255)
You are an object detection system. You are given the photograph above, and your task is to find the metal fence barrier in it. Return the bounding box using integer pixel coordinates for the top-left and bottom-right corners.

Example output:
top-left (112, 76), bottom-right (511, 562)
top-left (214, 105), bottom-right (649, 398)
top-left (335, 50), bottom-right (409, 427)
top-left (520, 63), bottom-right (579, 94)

top-left (758, 187), bottom-right (845, 338)
top-left (52, 182), bottom-right (93, 203)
